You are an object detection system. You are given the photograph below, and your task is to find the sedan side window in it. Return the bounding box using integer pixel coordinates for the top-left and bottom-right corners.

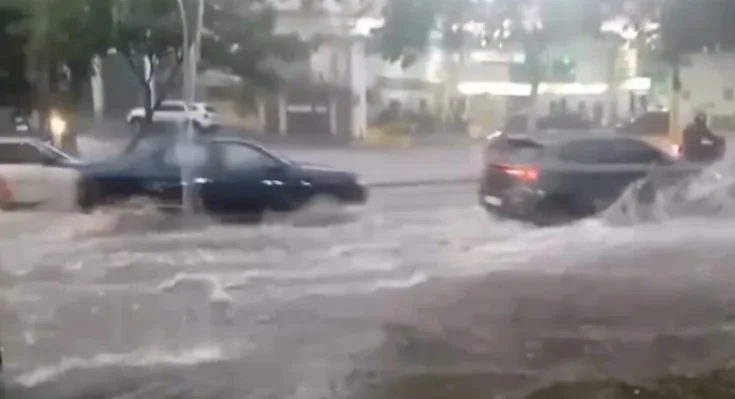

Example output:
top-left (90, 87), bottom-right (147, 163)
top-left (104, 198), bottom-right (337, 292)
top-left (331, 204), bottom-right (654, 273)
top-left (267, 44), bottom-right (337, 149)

top-left (558, 139), bottom-right (667, 165)
top-left (0, 143), bottom-right (44, 164)
top-left (557, 140), bottom-right (607, 164)
top-left (161, 143), bottom-right (211, 171)
top-left (607, 139), bottom-right (668, 164)
top-left (219, 144), bottom-right (279, 171)
top-left (161, 147), bottom-right (181, 169)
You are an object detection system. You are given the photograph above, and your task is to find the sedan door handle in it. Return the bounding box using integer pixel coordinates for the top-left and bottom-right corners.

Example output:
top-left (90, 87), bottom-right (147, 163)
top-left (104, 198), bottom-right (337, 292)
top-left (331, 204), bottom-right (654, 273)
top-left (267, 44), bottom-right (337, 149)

top-left (194, 177), bottom-right (213, 184)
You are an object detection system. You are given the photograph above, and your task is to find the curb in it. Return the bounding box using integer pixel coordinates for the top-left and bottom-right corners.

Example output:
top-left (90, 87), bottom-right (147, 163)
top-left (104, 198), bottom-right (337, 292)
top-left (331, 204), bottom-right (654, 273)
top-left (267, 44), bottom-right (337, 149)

top-left (367, 177), bottom-right (478, 188)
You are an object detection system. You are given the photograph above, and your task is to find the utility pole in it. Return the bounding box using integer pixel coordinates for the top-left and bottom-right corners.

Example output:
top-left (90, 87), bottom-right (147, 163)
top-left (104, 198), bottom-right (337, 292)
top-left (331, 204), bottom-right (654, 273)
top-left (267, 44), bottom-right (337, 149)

top-left (176, 0), bottom-right (204, 216)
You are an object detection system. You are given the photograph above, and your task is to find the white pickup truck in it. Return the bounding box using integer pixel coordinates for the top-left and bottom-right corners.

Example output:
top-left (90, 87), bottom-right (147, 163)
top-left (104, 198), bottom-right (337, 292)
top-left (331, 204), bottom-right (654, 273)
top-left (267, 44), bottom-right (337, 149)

top-left (0, 137), bottom-right (83, 212)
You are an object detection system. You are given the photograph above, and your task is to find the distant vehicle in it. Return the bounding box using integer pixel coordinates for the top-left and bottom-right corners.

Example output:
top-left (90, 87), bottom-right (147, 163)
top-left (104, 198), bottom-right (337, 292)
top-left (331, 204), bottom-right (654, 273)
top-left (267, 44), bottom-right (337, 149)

top-left (78, 135), bottom-right (368, 220)
top-left (126, 100), bottom-right (220, 133)
top-left (479, 130), bottom-right (699, 225)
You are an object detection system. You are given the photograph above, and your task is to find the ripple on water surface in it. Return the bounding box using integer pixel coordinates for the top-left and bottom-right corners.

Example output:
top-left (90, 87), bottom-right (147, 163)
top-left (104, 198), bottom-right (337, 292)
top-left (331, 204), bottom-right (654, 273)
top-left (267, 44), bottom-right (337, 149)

top-left (2, 205), bottom-right (735, 398)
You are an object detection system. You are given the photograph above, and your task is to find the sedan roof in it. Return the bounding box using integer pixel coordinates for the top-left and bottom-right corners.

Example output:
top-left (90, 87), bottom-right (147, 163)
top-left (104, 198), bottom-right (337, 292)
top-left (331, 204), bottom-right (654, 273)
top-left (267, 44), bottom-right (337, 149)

top-left (504, 129), bottom-right (618, 145)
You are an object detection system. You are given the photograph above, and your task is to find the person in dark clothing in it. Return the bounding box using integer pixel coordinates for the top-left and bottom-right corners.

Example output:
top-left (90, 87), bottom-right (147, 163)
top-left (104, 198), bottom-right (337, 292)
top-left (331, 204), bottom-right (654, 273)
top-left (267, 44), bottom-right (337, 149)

top-left (682, 112), bottom-right (725, 163)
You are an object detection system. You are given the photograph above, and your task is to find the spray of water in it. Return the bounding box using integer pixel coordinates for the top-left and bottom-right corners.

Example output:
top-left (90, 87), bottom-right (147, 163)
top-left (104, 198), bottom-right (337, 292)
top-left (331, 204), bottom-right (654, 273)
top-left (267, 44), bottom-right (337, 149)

top-left (605, 148), bottom-right (735, 225)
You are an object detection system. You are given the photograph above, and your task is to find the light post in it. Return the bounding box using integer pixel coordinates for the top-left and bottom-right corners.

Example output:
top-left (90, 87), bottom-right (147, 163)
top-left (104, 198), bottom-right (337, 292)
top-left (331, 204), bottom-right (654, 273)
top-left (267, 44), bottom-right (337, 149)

top-left (175, 0), bottom-right (204, 216)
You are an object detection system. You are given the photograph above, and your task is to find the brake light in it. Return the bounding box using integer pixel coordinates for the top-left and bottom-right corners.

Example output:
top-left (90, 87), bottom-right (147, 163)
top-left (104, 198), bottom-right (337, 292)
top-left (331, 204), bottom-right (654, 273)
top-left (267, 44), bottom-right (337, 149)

top-left (492, 164), bottom-right (539, 182)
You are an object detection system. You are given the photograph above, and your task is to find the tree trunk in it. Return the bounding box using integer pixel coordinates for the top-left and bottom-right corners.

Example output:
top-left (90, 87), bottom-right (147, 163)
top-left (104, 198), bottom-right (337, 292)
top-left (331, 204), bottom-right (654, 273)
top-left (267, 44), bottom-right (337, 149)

top-left (144, 85), bottom-right (154, 124)
top-left (59, 109), bottom-right (79, 155)
top-left (525, 39), bottom-right (543, 132)
top-left (124, 84), bottom-right (155, 154)
top-left (33, 51), bottom-right (52, 141)
top-left (58, 80), bottom-right (87, 156)
top-left (669, 58), bottom-right (681, 145)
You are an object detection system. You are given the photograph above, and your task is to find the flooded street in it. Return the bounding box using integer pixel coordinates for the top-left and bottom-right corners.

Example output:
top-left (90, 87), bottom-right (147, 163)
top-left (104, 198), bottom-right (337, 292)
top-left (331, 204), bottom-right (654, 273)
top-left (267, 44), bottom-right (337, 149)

top-left (2, 183), bottom-right (735, 398)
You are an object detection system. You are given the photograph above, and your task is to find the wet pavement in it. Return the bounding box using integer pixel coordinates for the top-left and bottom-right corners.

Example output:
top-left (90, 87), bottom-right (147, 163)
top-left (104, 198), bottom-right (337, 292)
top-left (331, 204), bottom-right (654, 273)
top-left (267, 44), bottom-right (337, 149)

top-left (2, 181), bottom-right (735, 398)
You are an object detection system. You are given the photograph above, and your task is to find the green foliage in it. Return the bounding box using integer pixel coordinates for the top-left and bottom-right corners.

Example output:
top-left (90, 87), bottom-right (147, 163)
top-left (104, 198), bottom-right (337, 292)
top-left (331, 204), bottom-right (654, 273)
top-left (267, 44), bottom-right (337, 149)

top-left (0, 0), bottom-right (309, 110)
top-left (108, 0), bottom-right (309, 112)
top-left (373, 0), bottom-right (735, 68)
top-left (200, 0), bottom-right (308, 91)
top-left (373, 0), bottom-right (622, 68)
top-left (0, 0), bottom-right (113, 103)
top-left (110, 0), bottom-right (185, 60)
top-left (654, 0), bottom-right (735, 62)
top-left (371, 0), bottom-right (464, 66)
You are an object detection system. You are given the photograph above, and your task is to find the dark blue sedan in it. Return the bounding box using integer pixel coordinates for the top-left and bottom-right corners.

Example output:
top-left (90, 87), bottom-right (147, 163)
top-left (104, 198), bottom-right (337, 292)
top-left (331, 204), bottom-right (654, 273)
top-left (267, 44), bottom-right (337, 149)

top-left (78, 135), bottom-right (368, 219)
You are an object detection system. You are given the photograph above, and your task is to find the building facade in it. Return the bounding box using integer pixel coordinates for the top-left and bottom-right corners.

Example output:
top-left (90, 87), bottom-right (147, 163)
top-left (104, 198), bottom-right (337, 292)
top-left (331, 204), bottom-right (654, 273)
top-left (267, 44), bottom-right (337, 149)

top-left (362, 35), bottom-right (652, 132)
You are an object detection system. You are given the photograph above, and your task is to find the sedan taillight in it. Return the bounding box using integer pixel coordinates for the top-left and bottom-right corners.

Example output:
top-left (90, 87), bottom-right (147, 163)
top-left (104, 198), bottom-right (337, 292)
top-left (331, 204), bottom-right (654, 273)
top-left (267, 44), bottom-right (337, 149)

top-left (492, 163), bottom-right (539, 183)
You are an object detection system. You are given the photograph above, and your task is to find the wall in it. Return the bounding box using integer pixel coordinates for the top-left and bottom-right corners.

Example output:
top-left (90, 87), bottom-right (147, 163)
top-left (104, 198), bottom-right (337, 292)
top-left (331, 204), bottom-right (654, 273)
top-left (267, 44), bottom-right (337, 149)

top-left (678, 52), bottom-right (735, 131)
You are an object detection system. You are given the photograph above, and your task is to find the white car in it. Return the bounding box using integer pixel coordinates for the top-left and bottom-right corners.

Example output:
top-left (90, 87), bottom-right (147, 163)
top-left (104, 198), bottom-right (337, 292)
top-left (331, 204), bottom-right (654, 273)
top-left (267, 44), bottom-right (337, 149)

top-left (0, 137), bottom-right (83, 212)
top-left (126, 100), bottom-right (219, 132)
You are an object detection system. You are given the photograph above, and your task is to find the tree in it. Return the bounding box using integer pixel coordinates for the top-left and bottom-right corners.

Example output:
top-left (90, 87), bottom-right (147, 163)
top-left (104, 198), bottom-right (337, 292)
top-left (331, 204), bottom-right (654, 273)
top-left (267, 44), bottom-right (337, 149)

top-left (110, 0), bottom-right (308, 128)
top-left (373, 0), bottom-right (650, 129)
top-left (200, 0), bottom-right (309, 104)
top-left (0, 0), bottom-right (309, 154)
top-left (0, 0), bottom-right (114, 152)
top-left (110, 0), bottom-right (189, 127)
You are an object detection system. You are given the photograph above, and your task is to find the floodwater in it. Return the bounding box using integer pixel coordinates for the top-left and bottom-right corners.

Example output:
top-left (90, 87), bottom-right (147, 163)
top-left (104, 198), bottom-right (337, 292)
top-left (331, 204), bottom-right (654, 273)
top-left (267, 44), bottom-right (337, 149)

top-left (2, 178), bottom-right (735, 398)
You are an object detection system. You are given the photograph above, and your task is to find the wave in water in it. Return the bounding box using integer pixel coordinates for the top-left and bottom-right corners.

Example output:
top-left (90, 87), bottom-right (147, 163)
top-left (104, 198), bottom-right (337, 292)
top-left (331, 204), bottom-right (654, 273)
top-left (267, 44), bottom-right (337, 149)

top-left (14, 344), bottom-right (227, 387)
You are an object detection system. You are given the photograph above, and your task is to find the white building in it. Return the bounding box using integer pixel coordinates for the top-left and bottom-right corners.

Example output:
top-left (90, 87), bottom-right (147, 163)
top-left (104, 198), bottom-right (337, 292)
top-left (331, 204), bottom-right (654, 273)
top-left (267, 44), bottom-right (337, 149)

top-left (677, 52), bottom-right (735, 132)
top-left (265, 0), bottom-right (375, 138)
top-left (361, 36), bottom-right (652, 131)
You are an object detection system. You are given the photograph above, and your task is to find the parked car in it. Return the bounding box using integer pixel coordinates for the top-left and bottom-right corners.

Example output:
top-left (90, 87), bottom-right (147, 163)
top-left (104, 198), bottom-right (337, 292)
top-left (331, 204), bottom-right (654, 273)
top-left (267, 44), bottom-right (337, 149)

top-left (479, 130), bottom-right (699, 225)
top-left (126, 100), bottom-right (220, 133)
top-left (78, 134), bottom-right (368, 220)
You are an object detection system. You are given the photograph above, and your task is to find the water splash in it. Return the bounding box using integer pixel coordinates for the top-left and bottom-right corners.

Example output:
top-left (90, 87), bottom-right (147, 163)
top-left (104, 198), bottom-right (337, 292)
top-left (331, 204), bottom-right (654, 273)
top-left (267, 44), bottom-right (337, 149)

top-left (604, 152), bottom-right (735, 224)
top-left (14, 344), bottom-right (226, 387)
